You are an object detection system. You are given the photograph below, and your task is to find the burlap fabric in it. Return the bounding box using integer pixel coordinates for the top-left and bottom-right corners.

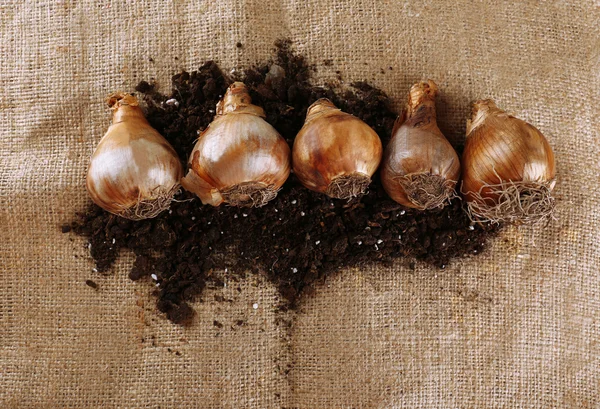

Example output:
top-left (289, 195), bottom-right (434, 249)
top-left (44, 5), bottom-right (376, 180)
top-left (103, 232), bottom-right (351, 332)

top-left (1, 1), bottom-right (599, 407)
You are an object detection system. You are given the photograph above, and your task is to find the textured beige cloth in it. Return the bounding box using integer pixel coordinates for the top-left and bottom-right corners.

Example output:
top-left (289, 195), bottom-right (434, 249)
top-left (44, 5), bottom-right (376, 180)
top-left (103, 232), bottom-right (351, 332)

top-left (1, 1), bottom-right (599, 408)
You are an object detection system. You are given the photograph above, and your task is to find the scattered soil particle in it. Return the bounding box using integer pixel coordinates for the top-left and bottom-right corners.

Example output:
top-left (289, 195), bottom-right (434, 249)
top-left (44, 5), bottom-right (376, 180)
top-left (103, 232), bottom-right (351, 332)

top-left (69, 40), bottom-right (500, 324)
top-left (85, 279), bottom-right (98, 289)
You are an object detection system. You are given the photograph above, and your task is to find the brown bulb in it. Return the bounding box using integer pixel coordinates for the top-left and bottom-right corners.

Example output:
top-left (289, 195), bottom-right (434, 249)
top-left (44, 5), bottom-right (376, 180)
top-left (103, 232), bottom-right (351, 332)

top-left (380, 80), bottom-right (460, 210)
top-left (86, 93), bottom-right (183, 220)
top-left (292, 99), bottom-right (382, 199)
top-left (462, 99), bottom-right (556, 224)
top-left (181, 82), bottom-right (291, 207)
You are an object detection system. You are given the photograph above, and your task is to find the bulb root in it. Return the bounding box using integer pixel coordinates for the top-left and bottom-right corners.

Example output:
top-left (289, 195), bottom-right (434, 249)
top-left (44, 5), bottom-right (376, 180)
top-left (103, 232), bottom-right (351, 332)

top-left (221, 182), bottom-right (279, 208)
top-left (465, 180), bottom-right (556, 224)
top-left (395, 173), bottom-right (456, 210)
top-left (326, 173), bottom-right (371, 200)
top-left (117, 184), bottom-right (180, 220)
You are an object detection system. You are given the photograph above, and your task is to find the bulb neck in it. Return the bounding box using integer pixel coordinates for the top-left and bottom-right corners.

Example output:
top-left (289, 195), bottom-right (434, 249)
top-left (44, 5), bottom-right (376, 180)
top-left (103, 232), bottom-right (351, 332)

top-left (106, 93), bottom-right (146, 124)
top-left (467, 99), bottom-right (503, 135)
top-left (112, 105), bottom-right (147, 124)
top-left (471, 99), bottom-right (501, 116)
top-left (216, 81), bottom-right (265, 118)
top-left (305, 98), bottom-right (341, 123)
top-left (401, 80), bottom-right (438, 129)
top-left (406, 80), bottom-right (438, 118)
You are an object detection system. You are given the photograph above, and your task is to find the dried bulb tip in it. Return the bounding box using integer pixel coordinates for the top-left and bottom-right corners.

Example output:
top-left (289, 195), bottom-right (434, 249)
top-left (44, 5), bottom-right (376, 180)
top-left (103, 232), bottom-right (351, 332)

top-left (227, 81), bottom-right (250, 96)
top-left (471, 99), bottom-right (499, 116)
top-left (305, 98), bottom-right (340, 121)
top-left (407, 80), bottom-right (438, 112)
top-left (106, 92), bottom-right (139, 110)
top-left (467, 99), bottom-right (502, 134)
top-left (217, 82), bottom-right (264, 117)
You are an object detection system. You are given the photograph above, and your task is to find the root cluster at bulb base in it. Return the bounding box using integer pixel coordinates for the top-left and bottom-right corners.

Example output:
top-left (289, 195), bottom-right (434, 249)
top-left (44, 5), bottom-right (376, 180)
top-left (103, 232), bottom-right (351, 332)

top-left (395, 173), bottom-right (457, 210)
top-left (465, 180), bottom-right (556, 224)
top-left (220, 182), bottom-right (279, 207)
top-left (326, 173), bottom-right (372, 199)
top-left (117, 184), bottom-right (181, 220)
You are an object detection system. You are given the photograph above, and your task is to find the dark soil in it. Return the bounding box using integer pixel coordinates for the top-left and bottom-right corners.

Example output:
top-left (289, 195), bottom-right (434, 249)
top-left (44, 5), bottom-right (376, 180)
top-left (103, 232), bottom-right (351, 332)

top-left (68, 40), bottom-right (499, 325)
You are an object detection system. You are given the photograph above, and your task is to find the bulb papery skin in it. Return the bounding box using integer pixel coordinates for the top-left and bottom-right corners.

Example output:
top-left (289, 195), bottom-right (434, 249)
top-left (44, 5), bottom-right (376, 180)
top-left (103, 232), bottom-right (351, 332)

top-left (380, 80), bottom-right (460, 209)
top-left (292, 98), bottom-right (382, 199)
top-left (86, 93), bottom-right (183, 220)
top-left (461, 99), bottom-right (556, 223)
top-left (181, 82), bottom-right (291, 207)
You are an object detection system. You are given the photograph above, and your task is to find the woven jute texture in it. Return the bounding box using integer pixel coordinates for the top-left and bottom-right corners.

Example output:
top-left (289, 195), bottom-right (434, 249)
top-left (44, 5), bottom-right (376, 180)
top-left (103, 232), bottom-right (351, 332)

top-left (1, 1), bottom-right (599, 408)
